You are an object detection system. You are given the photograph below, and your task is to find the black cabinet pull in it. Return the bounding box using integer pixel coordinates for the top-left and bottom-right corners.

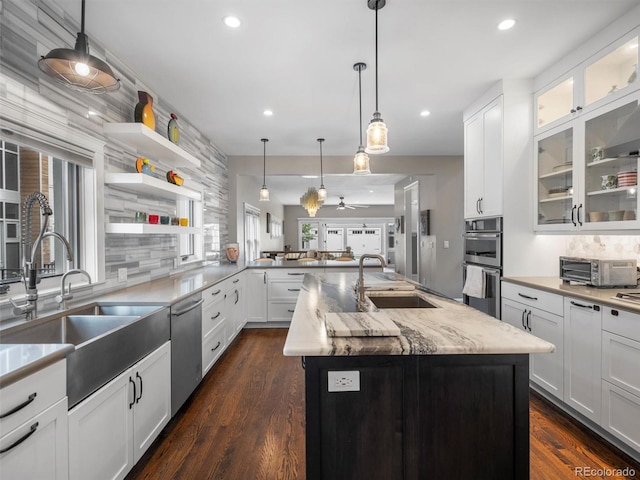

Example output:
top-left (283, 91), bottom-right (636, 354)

top-left (211, 289), bottom-right (222, 296)
top-left (521, 309), bottom-right (527, 329)
top-left (577, 204), bottom-right (583, 226)
top-left (211, 311), bottom-right (221, 320)
top-left (570, 300), bottom-right (593, 309)
top-left (129, 377), bottom-right (136, 409)
top-left (479, 197), bottom-right (483, 214)
top-left (288, 309), bottom-right (295, 313)
top-left (287, 272), bottom-right (305, 275)
top-left (570, 108), bottom-right (576, 114)
top-left (263, 272), bottom-right (267, 284)
top-left (136, 372), bottom-right (143, 403)
top-left (211, 341), bottom-right (221, 352)
top-left (235, 289), bottom-right (239, 304)
top-left (0, 393), bottom-right (37, 419)
top-left (571, 205), bottom-right (577, 226)
top-left (0, 422), bottom-right (38, 454)
top-left (288, 288), bottom-right (301, 292)
top-left (611, 309), bottom-right (619, 316)
top-left (576, 106), bottom-right (582, 111)
top-left (526, 310), bottom-right (532, 332)
top-left (518, 293), bottom-right (538, 301)
top-left (233, 279), bottom-right (240, 284)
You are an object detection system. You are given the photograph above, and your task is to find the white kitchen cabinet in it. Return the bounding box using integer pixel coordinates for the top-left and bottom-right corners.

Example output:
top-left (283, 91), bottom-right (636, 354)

top-left (245, 269), bottom-right (268, 323)
top-left (501, 287), bottom-right (564, 400)
top-left (563, 297), bottom-right (602, 423)
top-left (201, 281), bottom-right (228, 376)
top-left (601, 381), bottom-right (640, 451)
top-left (535, 29), bottom-right (640, 134)
top-left (225, 276), bottom-right (245, 343)
top-left (68, 341), bottom-right (171, 480)
top-left (463, 95), bottom-right (503, 219)
top-left (267, 269), bottom-right (306, 323)
top-left (0, 397), bottom-right (69, 480)
top-left (535, 91), bottom-right (640, 231)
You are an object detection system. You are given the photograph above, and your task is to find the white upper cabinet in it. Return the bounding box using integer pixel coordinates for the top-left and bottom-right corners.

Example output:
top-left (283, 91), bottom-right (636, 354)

top-left (535, 30), bottom-right (639, 134)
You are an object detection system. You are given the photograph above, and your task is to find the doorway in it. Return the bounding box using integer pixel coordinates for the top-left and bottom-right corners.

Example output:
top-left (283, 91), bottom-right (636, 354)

top-left (404, 182), bottom-right (419, 282)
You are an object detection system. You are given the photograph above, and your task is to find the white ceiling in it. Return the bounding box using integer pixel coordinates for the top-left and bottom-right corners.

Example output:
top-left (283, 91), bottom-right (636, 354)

top-left (52, 0), bottom-right (640, 205)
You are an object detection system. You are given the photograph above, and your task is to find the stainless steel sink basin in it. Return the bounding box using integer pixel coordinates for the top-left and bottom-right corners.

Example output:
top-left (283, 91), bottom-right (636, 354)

top-left (367, 294), bottom-right (437, 309)
top-left (0, 302), bottom-right (170, 407)
top-left (0, 315), bottom-right (139, 345)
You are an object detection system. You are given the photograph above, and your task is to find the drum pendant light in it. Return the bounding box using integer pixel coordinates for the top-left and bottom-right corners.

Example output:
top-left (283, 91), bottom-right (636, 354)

top-left (259, 138), bottom-right (270, 202)
top-left (365, 0), bottom-right (389, 154)
top-left (353, 62), bottom-right (371, 175)
top-left (38, 0), bottom-right (120, 94)
top-left (317, 138), bottom-right (327, 201)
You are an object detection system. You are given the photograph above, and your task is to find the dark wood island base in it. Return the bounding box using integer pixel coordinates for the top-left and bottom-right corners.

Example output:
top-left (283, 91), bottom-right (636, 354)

top-left (304, 353), bottom-right (530, 480)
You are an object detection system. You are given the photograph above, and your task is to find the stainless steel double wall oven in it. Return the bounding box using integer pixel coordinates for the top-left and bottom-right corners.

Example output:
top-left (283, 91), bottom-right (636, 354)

top-left (462, 216), bottom-right (503, 318)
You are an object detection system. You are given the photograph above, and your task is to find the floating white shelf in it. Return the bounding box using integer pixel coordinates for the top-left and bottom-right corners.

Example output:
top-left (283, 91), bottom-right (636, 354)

top-left (103, 122), bottom-right (201, 169)
top-left (105, 223), bottom-right (200, 234)
top-left (105, 173), bottom-right (201, 201)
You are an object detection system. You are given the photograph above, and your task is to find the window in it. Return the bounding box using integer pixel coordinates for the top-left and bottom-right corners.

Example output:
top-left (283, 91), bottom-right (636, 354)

top-left (0, 139), bottom-right (87, 286)
top-left (244, 203), bottom-right (260, 262)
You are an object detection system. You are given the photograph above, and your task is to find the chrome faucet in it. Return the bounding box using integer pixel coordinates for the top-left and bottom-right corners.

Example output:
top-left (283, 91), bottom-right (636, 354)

top-left (55, 269), bottom-right (92, 310)
top-left (10, 192), bottom-right (74, 319)
top-left (357, 254), bottom-right (387, 306)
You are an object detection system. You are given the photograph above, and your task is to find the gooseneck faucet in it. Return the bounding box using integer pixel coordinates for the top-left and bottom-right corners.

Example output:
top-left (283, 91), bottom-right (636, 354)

top-left (357, 254), bottom-right (387, 306)
top-left (10, 192), bottom-right (75, 319)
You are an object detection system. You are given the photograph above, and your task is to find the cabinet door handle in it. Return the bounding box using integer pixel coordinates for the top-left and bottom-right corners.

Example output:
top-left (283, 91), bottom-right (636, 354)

top-left (570, 300), bottom-right (593, 309)
top-left (235, 289), bottom-right (239, 304)
top-left (526, 310), bottom-right (532, 332)
top-left (571, 205), bottom-right (577, 226)
top-left (570, 108), bottom-right (576, 114)
top-left (577, 204), bottom-right (583, 226)
top-left (479, 197), bottom-right (483, 214)
top-left (129, 377), bottom-right (136, 409)
top-left (0, 422), bottom-right (38, 454)
top-left (135, 372), bottom-right (143, 404)
top-left (518, 293), bottom-right (538, 301)
top-left (211, 341), bottom-right (221, 352)
top-left (611, 309), bottom-right (619, 316)
top-left (263, 272), bottom-right (267, 284)
top-left (476, 198), bottom-right (480, 214)
top-left (233, 279), bottom-right (240, 284)
top-left (211, 289), bottom-right (222, 296)
top-left (288, 309), bottom-right (295, 313)
top-left (288, 288), bottom-right (301, 292)
top-left (0, 392), bottom-right (37, 419)
top-left (521, 309), bottom-right (527, 329)
top-left (211, 311), bottom-right (221, 320)
top-left (287, 272), bottom-right (305, 275)
top-left (576, 106), bottom-right (582, 111)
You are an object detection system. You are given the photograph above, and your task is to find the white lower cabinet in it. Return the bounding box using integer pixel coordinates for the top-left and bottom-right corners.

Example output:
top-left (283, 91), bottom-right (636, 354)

top-left (563, 297), bottom-right (602, 423)
top-left (68, 341), bottom-right (171, 480)
top-left (0, 397), bottom-right (68, 480)
top-left (245, 269), bottom-right (268, 323)
top-left (601, 380), bottom-right (640, 451)
top-left (225, 278), bottom-right (245, 343)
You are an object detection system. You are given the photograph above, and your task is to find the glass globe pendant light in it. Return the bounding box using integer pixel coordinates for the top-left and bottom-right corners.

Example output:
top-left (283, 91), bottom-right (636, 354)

top-left (365, 0), bottom-right (389, 154)
top-left (37, 0), bottom-right (120, 94)
top-left (353, 62), bottom-right (371, 175)
top-left (317, 138), bottom-right (327, 201)
top-left (259, 138), bottom-right (270, 202)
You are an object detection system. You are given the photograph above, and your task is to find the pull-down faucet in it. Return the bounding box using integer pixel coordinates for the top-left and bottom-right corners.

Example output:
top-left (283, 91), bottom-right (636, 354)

top-left (356, 254), bottom-right (387, 306)
top-left (10, 192), bottom-right (75, 319)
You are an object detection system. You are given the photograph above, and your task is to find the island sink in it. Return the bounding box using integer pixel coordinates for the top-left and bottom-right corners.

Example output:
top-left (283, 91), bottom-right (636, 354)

top-left (367, 294), bottom-right (437, 309)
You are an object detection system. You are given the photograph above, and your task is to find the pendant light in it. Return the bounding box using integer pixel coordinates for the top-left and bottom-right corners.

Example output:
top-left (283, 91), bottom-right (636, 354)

top-left (259, 138), bottom-right (270, 202)
top-left (37, 0), bottom-right (120, 94)
top-left (353, 62), bottom-right (371, 175)
top-left (365, 0), bottom-right (389, 154)
top-left (300, 187), bottom-right (321, 217)
top-left (317, 138), bottom-right (327, 201)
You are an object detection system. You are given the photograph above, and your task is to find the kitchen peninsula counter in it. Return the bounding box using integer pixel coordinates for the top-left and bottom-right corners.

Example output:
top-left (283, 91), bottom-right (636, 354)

top-left (285, 271), bottom-right (552, 480)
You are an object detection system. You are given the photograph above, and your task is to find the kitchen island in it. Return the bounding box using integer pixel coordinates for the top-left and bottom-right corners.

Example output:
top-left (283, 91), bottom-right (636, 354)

top-left (284, 271), bottom-right (554, 480)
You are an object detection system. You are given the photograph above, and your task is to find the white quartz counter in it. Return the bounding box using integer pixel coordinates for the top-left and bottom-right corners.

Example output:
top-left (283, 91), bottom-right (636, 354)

top-left (283, 272), bottom-right (555, 356)
top-left (0, 343), bottom-right (73, 387)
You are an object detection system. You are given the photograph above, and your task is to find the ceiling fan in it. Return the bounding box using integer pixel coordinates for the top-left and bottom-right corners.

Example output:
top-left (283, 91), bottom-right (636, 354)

top-left (336, 196), bottom-right (369, 210)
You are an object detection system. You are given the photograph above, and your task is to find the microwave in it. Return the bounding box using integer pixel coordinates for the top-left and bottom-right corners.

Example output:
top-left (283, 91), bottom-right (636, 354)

top-left (559, 256), bottom-right (638, 288)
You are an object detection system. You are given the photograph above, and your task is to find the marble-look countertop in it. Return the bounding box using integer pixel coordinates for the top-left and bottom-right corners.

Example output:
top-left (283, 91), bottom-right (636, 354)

top-left (502, 276), bottom-right (640, 313)
top-left (283, 272), bottom-right (555, 356)
top-left (245, 258), bottom-right (384, 269)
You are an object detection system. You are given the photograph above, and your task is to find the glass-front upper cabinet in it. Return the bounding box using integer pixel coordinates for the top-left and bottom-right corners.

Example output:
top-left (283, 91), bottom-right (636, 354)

top-left (535, 30), bottom-right (639, 133)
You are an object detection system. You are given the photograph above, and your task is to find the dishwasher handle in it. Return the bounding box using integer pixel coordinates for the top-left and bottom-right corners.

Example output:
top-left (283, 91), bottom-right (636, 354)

top-left (172, 298), bottom-right (205, 316)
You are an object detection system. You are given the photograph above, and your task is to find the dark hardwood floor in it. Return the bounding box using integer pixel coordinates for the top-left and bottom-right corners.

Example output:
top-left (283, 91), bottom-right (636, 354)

top-left (126, 329), bottom-right (640, 480)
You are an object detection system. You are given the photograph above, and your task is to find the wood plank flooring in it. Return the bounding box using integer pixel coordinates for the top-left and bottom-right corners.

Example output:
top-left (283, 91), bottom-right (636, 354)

top-left (126, 329), bottom-right (640, 480)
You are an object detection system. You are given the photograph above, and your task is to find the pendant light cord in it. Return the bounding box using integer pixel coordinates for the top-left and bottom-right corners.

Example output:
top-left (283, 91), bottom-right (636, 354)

top-left (320, 140), bottom-right (323, 182)
top-left (80, 0), bottom-right (85, 34)
top-left (358, 65), bottom-right (364, 146)
top-left (374, 0), bottom-right (379, 112)
top-left (262, 139), bottom-right (267, 186)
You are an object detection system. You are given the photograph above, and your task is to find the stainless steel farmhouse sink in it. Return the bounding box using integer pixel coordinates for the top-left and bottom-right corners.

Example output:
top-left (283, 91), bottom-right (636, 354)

top-left (0, 303), bottom-right (170, 407)
top-left (366, 293), bottom-right (438, 309)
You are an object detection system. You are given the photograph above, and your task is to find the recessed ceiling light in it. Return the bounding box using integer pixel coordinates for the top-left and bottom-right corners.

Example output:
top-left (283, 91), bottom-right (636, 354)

top-left (302, 175), bottom-right (318, 179)
top-left (223, 16), bottom-right (241, 28)
top-left (420, 110), bottom-right (431, 117)
top-left (498, 19), bottom-right (516, 30)
top-left (87, 110), bottom-right (98, 116)
top-left (263, 110), bottom-right (273, 116)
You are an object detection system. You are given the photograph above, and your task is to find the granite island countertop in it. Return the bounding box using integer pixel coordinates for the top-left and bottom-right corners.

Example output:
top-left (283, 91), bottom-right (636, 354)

top-left (283, 271), bottom-right (555, 356)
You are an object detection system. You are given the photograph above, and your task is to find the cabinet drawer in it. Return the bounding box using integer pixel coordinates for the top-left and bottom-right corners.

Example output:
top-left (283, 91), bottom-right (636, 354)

top-left (501, 282), bottom-right (563, 315)
top-left (0, 360), bottom-right (66, 435)
top-left (268, 302), bottom-right (297, 322)
top-left (601, 380), bottom-right (640, 451)
top-left (267, 269), bottom-right (310, 279)
top-left (202, 298), bottom-right (225, 339)
top-left (269, 280), bottom-right (303, 300)
top-left (602, 331), bottom-right (640, 397)
top-left (202, 322), bottom-right (226, 377)
top-left (202, 282), bottom-right (227, 309)
top-left (603, 306), bottom-right (640, 342)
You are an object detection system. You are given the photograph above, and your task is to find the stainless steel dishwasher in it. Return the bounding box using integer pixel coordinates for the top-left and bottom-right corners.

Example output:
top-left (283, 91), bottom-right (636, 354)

top-left (171, 292), bottom-right (204, 415)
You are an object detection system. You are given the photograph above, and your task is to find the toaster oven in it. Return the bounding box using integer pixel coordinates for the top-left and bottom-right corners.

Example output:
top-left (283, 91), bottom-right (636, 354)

top-left (559, 256), bottom-right (638, 288)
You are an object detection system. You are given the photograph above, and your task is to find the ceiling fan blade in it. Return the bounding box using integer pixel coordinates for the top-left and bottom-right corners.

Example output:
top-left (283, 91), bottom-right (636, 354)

top-left (351, 205), bottom-right (369, 208)
top-left (345, 205), bottom-right (356, 209)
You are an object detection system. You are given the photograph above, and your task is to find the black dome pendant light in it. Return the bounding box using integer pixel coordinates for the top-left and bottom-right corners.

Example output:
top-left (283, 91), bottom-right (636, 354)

top-left (365, 0), bottom-right (389, 154)
top-left (38, 0), bottom-right (120, 94)
top-left (353, 62), bottom-right (371, 175)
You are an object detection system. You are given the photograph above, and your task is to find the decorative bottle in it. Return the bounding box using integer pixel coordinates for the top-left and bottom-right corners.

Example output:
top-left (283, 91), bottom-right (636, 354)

top-left (134, 91), bottom-right (156, 130)
top-left (168, 113), bottom-right (180, 144)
